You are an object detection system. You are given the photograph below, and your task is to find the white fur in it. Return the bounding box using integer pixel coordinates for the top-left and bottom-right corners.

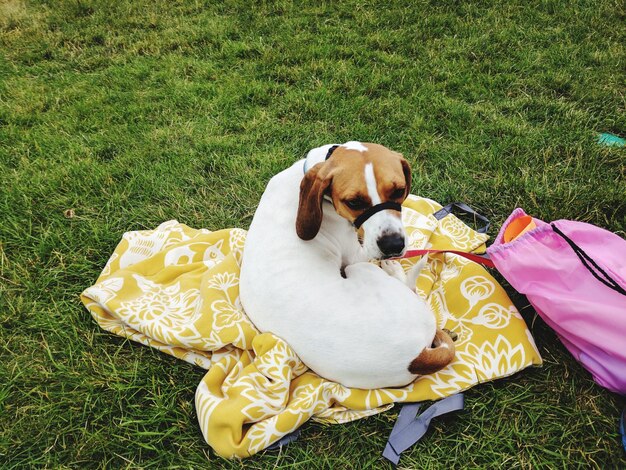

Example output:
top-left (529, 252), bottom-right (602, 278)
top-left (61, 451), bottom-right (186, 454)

top-left (364, 163), bottom-right (381, 204)
top-left (380, 259), bottom-right (406, 281)
top-left (303, 141), bottom-right (367, 172)
top-left (239, 147), bottom-right (436, 389)
top-left (303, 143), bottom-right (338, 172)
top-left (341, 140), bottom-right (368, 152)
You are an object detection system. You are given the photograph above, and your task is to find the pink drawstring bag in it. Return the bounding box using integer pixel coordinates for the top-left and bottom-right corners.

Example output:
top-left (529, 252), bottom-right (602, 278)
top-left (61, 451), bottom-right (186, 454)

top-left (486, 208), bottom-right (626, 395)
top-left (403, 203), bottom-right (626, 456)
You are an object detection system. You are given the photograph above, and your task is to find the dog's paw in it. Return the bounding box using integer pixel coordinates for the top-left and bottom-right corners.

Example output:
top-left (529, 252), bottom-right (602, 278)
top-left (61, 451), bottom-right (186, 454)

top-left (380, 260), bottom-right (407, 283)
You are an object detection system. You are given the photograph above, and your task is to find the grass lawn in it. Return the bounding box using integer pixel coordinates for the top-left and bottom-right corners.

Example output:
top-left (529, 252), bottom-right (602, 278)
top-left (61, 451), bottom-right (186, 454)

top-left (1, 0), bottom-right (625, 467)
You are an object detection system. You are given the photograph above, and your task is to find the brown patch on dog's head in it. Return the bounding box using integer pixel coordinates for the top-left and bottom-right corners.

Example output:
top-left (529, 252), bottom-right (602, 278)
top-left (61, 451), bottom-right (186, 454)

top-left (366, 143), bottom-right (411, 200)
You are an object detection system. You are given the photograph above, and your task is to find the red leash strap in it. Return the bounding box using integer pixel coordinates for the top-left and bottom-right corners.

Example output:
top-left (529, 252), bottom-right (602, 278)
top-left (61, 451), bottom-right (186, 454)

top-left (399, 249), bottom-right (496, 268)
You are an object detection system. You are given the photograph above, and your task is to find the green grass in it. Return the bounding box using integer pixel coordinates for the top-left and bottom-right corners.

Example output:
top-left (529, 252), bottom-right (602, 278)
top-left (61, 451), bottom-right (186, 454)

top-left (1, 0), bottom-right (625, 467)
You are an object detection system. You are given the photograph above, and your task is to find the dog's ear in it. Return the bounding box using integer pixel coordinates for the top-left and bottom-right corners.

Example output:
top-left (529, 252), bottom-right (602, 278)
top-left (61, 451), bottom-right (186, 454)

top-left (400, 157), bottom-right (412, 199)
top-left (296, 163), bottom-right (333, 240)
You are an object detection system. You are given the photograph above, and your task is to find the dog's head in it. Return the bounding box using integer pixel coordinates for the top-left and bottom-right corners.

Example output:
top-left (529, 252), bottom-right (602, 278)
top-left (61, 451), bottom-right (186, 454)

top-left (296, 141), bottom-right (411, 260)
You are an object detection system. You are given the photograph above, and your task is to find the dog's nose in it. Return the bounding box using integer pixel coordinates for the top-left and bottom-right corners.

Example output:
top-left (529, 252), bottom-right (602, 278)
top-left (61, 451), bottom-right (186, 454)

top-left (377, 234), bottom-right (405, 256)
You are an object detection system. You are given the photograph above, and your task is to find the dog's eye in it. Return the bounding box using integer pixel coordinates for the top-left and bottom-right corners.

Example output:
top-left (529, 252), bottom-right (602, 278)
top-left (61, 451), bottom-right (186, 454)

top-left (345, 199), bottom-right (368, 211)
top-left (391, 188), bottom-right (405, 199)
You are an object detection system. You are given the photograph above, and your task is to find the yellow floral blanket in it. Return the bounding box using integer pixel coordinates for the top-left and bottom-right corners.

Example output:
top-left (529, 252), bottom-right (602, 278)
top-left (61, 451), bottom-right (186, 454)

top-left (81, 196), bottom-right (542, 458)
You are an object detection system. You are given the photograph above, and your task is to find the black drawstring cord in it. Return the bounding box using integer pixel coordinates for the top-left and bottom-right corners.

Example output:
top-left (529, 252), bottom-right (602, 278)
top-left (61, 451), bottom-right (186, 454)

top-left (551, 224), bottom-right (626, 296)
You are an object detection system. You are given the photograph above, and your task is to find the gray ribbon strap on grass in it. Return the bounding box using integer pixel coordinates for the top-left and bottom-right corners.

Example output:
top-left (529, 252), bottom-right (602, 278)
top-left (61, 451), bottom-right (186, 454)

top-left (382, 393), bottom-right (465, 465)
top-left (267, 428), bottom-right (302, 450)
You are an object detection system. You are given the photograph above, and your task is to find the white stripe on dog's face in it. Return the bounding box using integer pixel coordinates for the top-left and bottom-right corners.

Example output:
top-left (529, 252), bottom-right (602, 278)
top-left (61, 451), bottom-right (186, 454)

top-left (364, 163), bottom-right (381, 204)
top-left (362, 162), bottom-right (406, 260)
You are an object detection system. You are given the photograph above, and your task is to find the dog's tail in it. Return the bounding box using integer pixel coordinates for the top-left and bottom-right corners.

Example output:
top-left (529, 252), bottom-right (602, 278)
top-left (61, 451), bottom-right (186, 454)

top-left (408, 329), bottom-right (455, 375)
